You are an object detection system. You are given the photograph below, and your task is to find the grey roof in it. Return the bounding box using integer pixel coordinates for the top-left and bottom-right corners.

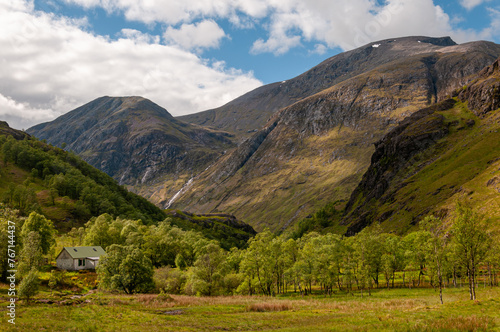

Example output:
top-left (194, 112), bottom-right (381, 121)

top-left (59, 246), bottom-right (106, 259)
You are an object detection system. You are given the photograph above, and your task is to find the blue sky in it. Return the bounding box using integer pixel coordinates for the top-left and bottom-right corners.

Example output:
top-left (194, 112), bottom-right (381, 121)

top-left (1, 0), bottom-right (499, 129)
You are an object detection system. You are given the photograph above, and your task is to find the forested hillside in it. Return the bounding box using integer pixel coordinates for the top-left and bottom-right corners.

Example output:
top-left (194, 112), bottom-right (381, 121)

top-left (0, 123), bottom-right (165, 228)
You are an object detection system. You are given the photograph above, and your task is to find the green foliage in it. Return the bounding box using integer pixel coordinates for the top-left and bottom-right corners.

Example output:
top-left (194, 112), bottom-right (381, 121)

top-left (18, 231), bottom-right (44, 276)
top-left (18, 269), bottom-right (40, 304)
top-left (187, 243), bottom-right (229, 296)
top-left (165, 210), bottom-right (256, 250)
top-left (451, 203), bottom-right (491, 300)
top-left (21, 212), bottom-right (55, 255)
top-left (154, 266), bottom-right (186, 294)
top-left (97, 245), bottom-right (155, 294)
top-left (0, 134), bottom-right (166, 225)
top-left (291, 201), bottom-right (344, 239)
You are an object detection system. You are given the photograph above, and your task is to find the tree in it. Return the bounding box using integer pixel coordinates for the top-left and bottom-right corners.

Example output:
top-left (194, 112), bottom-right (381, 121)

top-left (189, 243), bottom-right (228, 296)
top-left (451, 204), bottom-right (491, 300)
top-left (20, 212), bottom-right (55, 255)
top-left (18, 231), bottom-right (43, 276)
top-left (421, 215), bottom-right (449, 304)
top-left (239, 230), bottom-right (277, 296)
top-left (18, 269), bottom-right (40, 304)
top-left (97, 244), bottom-right (155, 294)
top-left (401, 230), bottom-right (431, 288)
top-left (83, 214), bottom-right (116, 249)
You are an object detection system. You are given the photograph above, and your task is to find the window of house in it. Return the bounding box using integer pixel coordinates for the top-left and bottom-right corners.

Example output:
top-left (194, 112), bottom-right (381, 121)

top-left (78, 259), bottom-right (86, 267)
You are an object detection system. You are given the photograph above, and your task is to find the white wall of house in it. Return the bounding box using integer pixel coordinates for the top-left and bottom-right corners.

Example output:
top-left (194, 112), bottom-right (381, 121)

top-left (56, 250), bottom-right (74, 270)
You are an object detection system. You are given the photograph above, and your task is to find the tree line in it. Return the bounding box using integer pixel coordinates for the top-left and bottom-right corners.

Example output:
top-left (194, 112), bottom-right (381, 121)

top-left (5, 200), bottom-right (497, 303)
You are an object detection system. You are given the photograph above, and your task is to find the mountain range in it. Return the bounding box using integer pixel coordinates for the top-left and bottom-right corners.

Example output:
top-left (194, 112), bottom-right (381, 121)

top-left (27, 36), bottom-right (500, 233)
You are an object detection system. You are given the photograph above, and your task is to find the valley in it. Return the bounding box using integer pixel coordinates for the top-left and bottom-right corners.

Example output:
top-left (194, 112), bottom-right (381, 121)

top-left (27, 36), bottom-right (500, 232)
top-left (2, 35), bottom-right (500, 331)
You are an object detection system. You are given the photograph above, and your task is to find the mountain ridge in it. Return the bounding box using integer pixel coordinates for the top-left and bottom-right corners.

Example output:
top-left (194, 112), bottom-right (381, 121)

top-left (178, 36), bottom-right (499, 137)
top-left (26, 36), bottom-right (500, 232)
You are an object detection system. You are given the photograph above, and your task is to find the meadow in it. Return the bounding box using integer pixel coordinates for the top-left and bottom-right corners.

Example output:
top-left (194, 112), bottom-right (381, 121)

top-left (1, 277), bottom-right (499, 331)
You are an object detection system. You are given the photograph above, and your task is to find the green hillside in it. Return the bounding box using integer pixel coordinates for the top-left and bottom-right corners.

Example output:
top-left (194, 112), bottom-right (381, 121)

top-left (0, 122), bottom-right (166, 230)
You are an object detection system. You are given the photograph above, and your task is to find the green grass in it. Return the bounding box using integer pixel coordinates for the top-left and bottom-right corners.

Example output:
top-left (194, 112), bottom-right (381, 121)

top-left (2, 281), bottom-right (500, 331)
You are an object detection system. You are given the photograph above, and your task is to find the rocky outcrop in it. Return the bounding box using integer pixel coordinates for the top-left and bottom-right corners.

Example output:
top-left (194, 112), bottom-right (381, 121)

top-left (458, 57), bottom-right (500, 116)
top-left (179, 37), bottom-right (499, 137)
top-left (165, 210), bottom-right (257, 249)
top-left (0, 121), bottom-right (29, 140)
top-left (340, 56), bottom-right (500, 236)
top-left (341, 99), bottom-right (455, 235)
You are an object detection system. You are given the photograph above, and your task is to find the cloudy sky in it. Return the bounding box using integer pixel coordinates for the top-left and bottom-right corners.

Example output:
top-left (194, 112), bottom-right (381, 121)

top-left (1, 0), bottom-right (499, 129)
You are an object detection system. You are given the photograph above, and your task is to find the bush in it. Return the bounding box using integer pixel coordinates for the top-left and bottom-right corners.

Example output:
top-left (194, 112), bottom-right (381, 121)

top-left (154, 266), bottom-right (186, 294)
top-left (18, 269), bottom-right (40, 304)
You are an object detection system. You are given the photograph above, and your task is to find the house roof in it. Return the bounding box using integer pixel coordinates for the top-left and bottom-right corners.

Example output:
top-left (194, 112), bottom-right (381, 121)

top-left (58, 246), bottom-right (106, 259)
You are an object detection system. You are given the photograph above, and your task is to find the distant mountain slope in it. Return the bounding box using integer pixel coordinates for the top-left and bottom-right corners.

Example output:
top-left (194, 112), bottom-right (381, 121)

top-left (340, 57), bottom-right (500, 235)
top-left (27, 96), bottom-right (235, 207)
top-left (172, 37), bottom-right (500, 232)
top-left (178, 36), bottom-right (500, 137)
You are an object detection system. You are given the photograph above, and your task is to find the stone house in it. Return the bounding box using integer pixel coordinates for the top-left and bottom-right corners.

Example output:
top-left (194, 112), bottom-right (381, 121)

top-left (56, 246), bottom-right (106, 271)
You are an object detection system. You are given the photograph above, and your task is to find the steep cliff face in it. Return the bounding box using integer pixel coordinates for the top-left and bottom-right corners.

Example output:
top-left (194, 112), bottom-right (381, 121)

top-left (341, 57), bottom-right (500, 235)
top-left (172, 38), bottom-right (500, 232)
top-left (28, 97), bottom-right (235, 206)
top-left (458, 58), bottom-right (500, 116)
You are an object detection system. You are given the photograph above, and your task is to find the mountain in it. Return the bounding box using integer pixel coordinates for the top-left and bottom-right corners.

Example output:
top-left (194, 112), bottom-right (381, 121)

top-left (339, 56), bottom-right (500, 235)
top-left (28, 96), bottom-right (235, 207)
top-left (178, 36), bottom-right (499, 138)
top-left (171, 37), bottom-right (500, 232)
top-left (0, 122), bottom-right (256, 247)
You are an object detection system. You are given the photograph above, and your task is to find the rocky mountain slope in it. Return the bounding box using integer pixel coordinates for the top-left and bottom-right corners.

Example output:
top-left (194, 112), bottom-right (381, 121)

top-left (178, 36), bottom-right (500, 138)
top-left (27, 96), bottom-right (235, 207)
top-left (172, 37), bottom-right (500, 232)
top-left (340, 57), bottom-right (500, 235)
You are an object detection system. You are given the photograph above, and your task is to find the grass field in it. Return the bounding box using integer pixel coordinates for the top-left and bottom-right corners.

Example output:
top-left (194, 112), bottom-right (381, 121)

top-left (1, 280), bottom-right (499, 331)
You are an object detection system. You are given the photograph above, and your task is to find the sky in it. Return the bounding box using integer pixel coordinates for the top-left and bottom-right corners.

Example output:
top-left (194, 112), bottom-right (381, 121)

top-left (1, 0), bottom-right (499, 130)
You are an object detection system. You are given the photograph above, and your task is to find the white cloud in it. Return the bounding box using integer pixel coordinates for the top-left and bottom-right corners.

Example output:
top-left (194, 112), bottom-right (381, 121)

top-left (459, 0), bottom-right (487, 10)
top-left (119, 28), bottom-right (160, 44)
top-left (164, 20), bottom-right (227, 51)
top-left (309, 44), bottom-right (328, 55)
top-left (0, 94), bottom-right (57, 130)
top-left (65, 0), bottom-right (500, 55)
top-left (0, 2), bottom-right (262, 129)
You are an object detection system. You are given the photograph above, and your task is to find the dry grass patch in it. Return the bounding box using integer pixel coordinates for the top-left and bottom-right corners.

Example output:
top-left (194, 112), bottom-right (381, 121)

top-left (246, 300), bottom-right (295, 312)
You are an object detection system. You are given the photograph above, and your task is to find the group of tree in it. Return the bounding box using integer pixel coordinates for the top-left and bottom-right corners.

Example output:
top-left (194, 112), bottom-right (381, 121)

top-left (0, 134), bottom-right (165, 223)
top-left (89, 204), bottom-right (498, 302)
top-left (2, 198), bottom-right (497, 303)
